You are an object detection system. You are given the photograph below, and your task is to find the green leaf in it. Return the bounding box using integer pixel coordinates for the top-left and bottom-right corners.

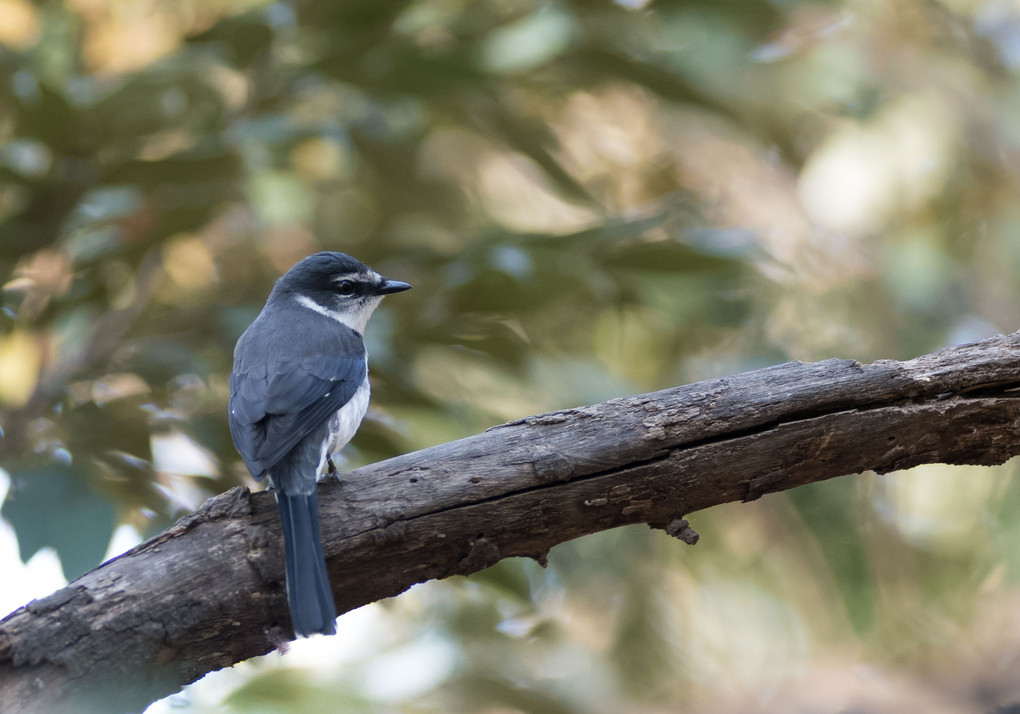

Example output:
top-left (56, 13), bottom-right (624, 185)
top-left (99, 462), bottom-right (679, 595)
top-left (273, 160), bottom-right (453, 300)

top-left (63, 400), bottom-right (153, 462)
top-left (2, 464), bottom-right (117, 580)
top-left (601, 239), bottom-right (746, 274)
top-left (102, 147), bottom-right (242, 187)
top-left (14, 82), bottom-right (82, 154)
top-left (186, 14), bottom-right (275, 68)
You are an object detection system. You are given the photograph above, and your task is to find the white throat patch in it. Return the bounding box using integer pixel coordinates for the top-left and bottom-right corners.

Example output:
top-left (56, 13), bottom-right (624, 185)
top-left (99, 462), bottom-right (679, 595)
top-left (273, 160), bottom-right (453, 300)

top-left (295, 294), bottom-right (380, 334)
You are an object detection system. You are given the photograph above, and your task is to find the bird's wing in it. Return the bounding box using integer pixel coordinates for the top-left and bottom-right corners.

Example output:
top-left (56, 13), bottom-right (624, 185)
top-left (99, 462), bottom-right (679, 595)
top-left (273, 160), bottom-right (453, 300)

top-left (229, 329), bottom-right (367, 480)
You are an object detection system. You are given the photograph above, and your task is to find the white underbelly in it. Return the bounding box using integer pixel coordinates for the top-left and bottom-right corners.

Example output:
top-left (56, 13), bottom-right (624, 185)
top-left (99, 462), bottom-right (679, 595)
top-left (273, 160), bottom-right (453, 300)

top-left (317, 378), bottom-right (370, 477)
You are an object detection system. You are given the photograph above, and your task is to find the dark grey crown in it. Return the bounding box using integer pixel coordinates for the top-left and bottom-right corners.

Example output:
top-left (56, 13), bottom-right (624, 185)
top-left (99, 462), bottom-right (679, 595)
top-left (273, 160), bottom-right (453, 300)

top-left (271, 252), bottom-right (370, 297)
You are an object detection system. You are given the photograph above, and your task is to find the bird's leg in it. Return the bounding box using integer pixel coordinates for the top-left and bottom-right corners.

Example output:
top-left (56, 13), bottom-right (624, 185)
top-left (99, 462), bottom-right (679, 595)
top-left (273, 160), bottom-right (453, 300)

top-left (327, 456), bottom-right (344, 487)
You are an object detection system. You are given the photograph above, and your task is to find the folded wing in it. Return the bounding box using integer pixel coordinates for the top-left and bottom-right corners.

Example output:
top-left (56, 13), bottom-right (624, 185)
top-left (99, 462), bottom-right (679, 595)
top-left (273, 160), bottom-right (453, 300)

top-left (229, 321), bottom-right (367, 480)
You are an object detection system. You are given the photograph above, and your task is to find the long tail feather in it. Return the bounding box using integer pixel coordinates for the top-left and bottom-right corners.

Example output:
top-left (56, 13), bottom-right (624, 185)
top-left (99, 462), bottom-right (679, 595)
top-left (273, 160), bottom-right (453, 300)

top-left (276, 491), bottom-right (337, 636)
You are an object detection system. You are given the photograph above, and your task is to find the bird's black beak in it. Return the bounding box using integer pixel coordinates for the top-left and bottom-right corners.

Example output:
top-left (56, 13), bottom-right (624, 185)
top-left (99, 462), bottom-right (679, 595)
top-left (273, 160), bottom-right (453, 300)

top-left (375, 278), bottom-right (412, 295)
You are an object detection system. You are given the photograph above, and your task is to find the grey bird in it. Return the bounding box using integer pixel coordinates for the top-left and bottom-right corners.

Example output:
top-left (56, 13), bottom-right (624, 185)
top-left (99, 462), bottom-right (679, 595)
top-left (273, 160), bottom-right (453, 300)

top-left (228, 252), bottom-right (411, 636)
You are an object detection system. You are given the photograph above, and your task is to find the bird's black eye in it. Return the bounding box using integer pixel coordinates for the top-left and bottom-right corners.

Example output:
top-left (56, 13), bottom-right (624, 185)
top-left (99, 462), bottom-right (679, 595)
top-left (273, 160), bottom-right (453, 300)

top-left (336, 280), bottom-right (356, 296)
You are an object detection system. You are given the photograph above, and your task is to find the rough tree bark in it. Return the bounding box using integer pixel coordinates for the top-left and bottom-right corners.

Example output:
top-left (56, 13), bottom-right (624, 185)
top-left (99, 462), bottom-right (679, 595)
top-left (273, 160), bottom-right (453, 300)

top-left (3, 332), bottom-right (1020, 713)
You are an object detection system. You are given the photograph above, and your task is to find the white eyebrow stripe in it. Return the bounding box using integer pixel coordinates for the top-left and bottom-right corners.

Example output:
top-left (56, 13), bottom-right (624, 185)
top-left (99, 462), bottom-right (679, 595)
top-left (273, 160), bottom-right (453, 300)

top-left (330, 271), bottom-right (369, 284)
top-left (295, 294), bottom-right (361, 332)
top-left (331, 270), bottom-right (381, 284)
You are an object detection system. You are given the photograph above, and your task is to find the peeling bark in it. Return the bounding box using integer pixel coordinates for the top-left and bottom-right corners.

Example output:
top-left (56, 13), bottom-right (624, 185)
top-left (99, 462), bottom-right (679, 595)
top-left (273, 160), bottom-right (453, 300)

top-left (3, 333), bottom-right (1020, 712)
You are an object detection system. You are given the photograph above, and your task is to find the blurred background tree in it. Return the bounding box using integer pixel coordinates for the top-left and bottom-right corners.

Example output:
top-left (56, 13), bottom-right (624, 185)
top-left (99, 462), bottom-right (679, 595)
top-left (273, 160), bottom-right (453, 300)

top-left (2, 0), bottom-right (1020, 711)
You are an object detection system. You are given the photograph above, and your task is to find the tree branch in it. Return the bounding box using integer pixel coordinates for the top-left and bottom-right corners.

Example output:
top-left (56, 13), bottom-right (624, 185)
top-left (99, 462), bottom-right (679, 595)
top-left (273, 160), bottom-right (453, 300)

top-left (4, 333), bottom-right (1020, 712)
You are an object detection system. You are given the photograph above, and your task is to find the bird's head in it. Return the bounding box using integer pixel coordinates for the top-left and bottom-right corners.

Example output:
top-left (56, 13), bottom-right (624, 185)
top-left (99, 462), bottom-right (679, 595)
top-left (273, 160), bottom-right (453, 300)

top-left (270, 252), bottom-right (411, 334)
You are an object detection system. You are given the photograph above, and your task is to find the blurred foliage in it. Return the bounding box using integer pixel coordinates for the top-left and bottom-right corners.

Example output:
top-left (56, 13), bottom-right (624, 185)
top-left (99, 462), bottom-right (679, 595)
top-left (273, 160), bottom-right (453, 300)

top-left (3, 0), bottom-right (1020, 711)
